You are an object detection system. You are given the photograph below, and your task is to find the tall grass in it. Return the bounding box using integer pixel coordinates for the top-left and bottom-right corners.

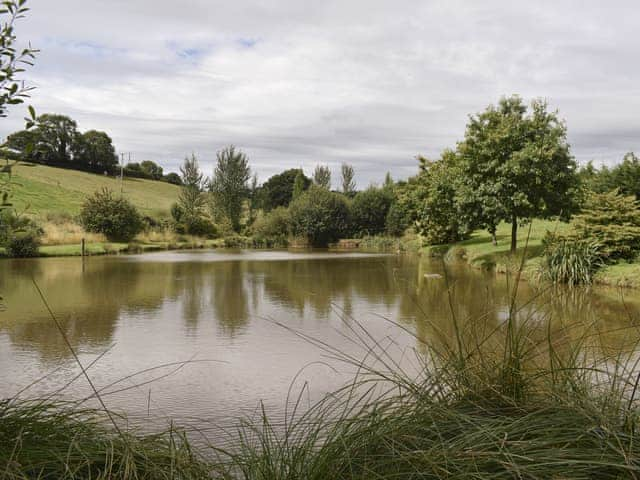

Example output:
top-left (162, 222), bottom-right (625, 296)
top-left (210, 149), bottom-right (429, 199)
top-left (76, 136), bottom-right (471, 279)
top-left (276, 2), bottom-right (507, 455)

top-left (0, 400), bottom-right (210, 480)
top-left (208, 265), bottom-right (640, 478)
top-left (536, 238), bottom-right (603, 286)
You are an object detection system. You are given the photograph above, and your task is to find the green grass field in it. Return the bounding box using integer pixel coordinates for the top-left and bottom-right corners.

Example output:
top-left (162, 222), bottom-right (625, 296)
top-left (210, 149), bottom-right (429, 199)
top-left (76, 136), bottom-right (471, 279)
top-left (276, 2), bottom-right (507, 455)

top-left (425, 219), bottom-right (640, 288)
top-left (3, 162), bottom-right (180, 219)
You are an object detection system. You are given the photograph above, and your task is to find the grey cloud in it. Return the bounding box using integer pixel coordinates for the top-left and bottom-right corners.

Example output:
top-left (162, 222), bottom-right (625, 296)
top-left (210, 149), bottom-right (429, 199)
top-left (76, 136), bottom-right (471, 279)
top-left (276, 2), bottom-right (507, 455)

top-left (1, 0), bottom-right (638, 186)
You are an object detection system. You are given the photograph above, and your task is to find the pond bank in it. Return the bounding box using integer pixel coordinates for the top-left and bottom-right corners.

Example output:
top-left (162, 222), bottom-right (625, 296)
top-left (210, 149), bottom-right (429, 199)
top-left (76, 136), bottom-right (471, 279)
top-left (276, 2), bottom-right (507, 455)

top-left (422, 219), bottom-right (640, 289)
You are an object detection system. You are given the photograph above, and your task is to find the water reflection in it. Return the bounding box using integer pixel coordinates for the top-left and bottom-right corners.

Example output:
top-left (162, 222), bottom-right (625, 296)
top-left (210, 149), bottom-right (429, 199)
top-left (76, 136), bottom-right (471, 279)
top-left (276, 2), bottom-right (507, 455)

top-left (1, 250), bottom-right (640, 426)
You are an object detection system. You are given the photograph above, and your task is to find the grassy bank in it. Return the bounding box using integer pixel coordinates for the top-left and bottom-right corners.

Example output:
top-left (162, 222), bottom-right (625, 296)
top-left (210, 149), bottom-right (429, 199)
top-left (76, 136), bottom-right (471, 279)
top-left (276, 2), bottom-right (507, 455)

top-left (5, 163), bottom-right (180, 219)
top-left (424, 219), bottom-right (640, 288)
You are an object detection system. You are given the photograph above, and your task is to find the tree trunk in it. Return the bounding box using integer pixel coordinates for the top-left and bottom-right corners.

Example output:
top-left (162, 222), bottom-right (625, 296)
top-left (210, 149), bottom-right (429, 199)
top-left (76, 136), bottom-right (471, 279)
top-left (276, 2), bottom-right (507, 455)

top-left (491, 232), bottom-right (497, 246)
top-left (510, 217), bottom-right (518, 254)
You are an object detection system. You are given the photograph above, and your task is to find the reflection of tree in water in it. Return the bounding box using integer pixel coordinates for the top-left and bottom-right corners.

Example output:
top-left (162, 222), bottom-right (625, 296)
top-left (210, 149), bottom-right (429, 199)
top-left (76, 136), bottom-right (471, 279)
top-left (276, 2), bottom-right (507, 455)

top-left (0, 258), bottom-right (149, 360)
top-left (255, 257), bottom-right (399, 320)
top-left (210, 261), bottom-right (249, 335)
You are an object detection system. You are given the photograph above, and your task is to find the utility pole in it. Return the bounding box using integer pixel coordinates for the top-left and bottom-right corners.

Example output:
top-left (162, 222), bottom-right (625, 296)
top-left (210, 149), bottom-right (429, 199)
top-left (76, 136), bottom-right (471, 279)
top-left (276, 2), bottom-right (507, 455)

top-left (119, 153), bottom-right (125, 196)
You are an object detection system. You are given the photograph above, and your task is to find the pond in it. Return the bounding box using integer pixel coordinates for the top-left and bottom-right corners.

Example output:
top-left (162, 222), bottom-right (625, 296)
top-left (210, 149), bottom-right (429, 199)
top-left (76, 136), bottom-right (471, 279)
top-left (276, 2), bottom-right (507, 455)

top-left (1, 250), bottom-right (639, 440)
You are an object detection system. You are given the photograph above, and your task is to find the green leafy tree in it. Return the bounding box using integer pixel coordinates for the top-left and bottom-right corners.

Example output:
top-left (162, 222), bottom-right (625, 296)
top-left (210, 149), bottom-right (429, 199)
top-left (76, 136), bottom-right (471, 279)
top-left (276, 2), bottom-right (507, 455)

top-left (79, 188), bottom-right (143, 242)
top-left (209, 145), bottom-right (251, 232)
top-left (178, 154), bottom-right (205, 234)
top-left (140, 160), bottom-right (163, 180)
top-left (458, 96), bottom-right (578, 253)
top-left (261, 168), bottom-right (309, 210)
top-left (416, 153), bottom-right (472, 245)
top-left (73, 130), bottom-right (118, 173)
top-left (580, 153), bottom-right (640, 200)
top-left (30, 113), bottom-right (79, 165)
top-left (289, 186), bottom-right (350, 246)
top-left (350, 186), bottom-right (393, 237)
top-left (341, 163), bottom-right (356, 196)
top-left (312, 165), bottom-right (331, 190)
top-left (164, 172), bottom-right (182, 185)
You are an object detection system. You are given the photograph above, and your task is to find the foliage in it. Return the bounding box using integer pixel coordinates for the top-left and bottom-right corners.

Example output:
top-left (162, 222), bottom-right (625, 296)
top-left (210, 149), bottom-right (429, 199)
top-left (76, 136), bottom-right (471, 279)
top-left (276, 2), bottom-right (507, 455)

top-left (79, 188), bottom-right (143, 242)
top-left (261, 168), bottom-right (310, 211)
top-left (0, 0), bottom-right (37, 118)
top-left (164, 172), bottom-right (182, 185)
top-left (25, 113), bottom-right (78, 165)
top-left (289, 186), bottom-right (350, 246)
top-left (291, 170), bottom-right (308, 201)
top-left (209, 145), bottom-right (251, 232)
top-left (385, 201), bottom-right (409, 237)
top-left (72, 129), bottom-right (118, 173)
top-left (177, 154), bottom-right (206, 235)
top-left (566, 189), bottom-right (640, 261)
top-left (140, 160), bottom-right (163, 180)
top-left (579, 152), bottom-right (640, 199)
top-left (0, 209), bottom-right (42, 257)
top-left (312, 165), bottom-right (331, 189)
top-left (458, 95), bottom-right (579, 253)
top-left (340, 163), bottom-right (356, 196)
top-left (252, 206), bottom-right (290, 246)
top-left (536, 235), bottom-right (603, 286)
top-left (408, 152), bottom-right (472, 245)
top-left (350, 186), bottom-right (393, 237)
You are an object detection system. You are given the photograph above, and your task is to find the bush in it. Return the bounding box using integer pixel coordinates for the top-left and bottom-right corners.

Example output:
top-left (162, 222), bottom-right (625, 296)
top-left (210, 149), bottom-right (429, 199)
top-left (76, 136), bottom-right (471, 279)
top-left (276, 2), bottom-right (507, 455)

top-left (252, 207), bottom-right (290, 246)
top-left (0, 211), bottom-right (43, 257)
top-left (79, 188), bottom-right (143, 242)
top-left (568, 189), bottom-right (640, 261)
top-left (350, 187), bottom-right (393, 237)
top-left (288, 186), bottom-right (350, 246)
top-left (537, 234), bottom-right (603, 286)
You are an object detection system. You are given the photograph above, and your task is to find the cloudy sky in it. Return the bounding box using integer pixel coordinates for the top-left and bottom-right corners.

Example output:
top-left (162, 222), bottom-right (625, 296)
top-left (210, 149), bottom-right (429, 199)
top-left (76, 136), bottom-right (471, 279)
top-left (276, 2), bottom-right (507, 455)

top-left (1, 0), bottom-right (638, 187)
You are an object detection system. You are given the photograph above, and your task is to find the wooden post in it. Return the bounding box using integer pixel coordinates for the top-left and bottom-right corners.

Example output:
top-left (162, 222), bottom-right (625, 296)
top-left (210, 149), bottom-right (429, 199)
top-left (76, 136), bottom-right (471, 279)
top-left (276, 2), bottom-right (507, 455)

top-left (81, 238), bottom-right (85, 257)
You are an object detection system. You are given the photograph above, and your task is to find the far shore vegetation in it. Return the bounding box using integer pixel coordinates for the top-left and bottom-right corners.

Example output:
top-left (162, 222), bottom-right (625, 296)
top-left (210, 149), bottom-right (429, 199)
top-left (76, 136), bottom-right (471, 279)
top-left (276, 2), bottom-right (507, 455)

top-left (3, 97), bottom-right (640, 289)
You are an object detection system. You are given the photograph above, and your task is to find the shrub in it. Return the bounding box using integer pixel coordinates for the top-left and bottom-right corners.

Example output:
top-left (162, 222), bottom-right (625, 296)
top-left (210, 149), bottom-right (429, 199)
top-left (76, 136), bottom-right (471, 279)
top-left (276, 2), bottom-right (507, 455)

top-left (0, 211), bottom-right (42, 257)
top-left (252, 207), bottom-right (290, 246)
top-left (187, 217), bottom-right (218, 238)
top-left (79, 188), bottom-right (143, 242)
top-left (537, 234), bottom-right (603, 286)
top-left (288, 186), bottom-right (350, 246)
top-left (350, 187), bottom-right (393, 237)
top-left (568, 189), bottom-right (640, 261)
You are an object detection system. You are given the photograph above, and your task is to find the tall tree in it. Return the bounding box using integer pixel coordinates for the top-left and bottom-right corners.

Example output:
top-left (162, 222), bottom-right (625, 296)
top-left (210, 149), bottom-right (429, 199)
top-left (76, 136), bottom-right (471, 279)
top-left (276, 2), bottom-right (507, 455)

top-left (341, 163), bottom-right (356, 196)
top-left (29, 114), bottom-right (79, 165)
top-left (261, 168), bottom-right (310, 210)
top-left (313, 165), bottom-right (331, 189)
top-left (178, 154), bottom-right (205, 232)
top-left (140, 160), bottom-right (163, 180)
top-left (209, 145), bottom-right (251, 232)
top-left (73, 130), bottom-right (118, 173)
top-left (458, 96), bottom-right (578, 253)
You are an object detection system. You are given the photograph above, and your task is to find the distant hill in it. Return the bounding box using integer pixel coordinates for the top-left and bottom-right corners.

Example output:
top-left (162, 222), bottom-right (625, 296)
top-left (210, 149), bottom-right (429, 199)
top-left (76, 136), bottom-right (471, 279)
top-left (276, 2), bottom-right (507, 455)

top-left (4, 162), bottom-right (180, 219)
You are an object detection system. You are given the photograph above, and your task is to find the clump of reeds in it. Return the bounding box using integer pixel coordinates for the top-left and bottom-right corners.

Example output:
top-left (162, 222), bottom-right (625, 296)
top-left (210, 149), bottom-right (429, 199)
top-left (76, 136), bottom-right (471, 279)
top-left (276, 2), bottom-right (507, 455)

top-left (209, 267), bottom-right (640, 479)
top-left (0, 400), bottom-right (210, 479)
top-left (536, 237), bottom-right (603, 286)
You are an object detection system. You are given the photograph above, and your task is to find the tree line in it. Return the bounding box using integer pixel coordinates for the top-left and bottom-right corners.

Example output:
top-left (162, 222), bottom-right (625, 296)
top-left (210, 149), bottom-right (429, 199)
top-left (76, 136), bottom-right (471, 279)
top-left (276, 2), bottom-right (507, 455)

top-left (3, 113), bottom-right (182, 184)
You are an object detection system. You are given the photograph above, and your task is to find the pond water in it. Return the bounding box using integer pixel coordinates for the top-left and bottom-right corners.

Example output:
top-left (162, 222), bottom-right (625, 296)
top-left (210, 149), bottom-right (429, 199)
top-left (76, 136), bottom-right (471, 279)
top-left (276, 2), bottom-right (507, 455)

top-left (1, 249), bottom-right (639, 440)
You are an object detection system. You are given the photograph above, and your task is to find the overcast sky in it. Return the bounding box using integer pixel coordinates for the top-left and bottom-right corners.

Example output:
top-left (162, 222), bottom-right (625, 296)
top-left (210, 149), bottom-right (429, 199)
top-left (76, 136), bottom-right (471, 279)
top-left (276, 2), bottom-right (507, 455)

top-left (1, 1), bottom-right (638, 187)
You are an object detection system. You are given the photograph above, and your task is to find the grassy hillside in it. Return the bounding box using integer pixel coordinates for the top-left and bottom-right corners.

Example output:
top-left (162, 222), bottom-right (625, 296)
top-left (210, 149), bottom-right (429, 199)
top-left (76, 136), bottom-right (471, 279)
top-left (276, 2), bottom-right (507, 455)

top-left (4, 162), bottom-right (180, 219)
